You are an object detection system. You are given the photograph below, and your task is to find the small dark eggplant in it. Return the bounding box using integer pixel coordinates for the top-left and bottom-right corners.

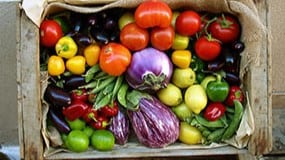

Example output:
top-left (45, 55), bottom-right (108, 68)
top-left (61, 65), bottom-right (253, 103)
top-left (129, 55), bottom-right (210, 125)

top-left (44, 85), bottom-right (71, 107)
top-left (207, 57), bottom-right (225, 72)
top-left (90, 28), bottom-right (109, 45)
top-left (48, 107), bottom-right (71, 134)
top-left (103, 17), bottom-right (118, 31)
top-left (231, 41), bottom-right (245, 54)
top-left (73, 33), bottom-right (93, 47)
top-left (222, 46), bottom-right (240, 74)
top-left (224, 72), bottom-right (241, 86)
top-left (64, 75), bottom-right (86, 91)
top-left (87, 14), bottom-right (100, 28)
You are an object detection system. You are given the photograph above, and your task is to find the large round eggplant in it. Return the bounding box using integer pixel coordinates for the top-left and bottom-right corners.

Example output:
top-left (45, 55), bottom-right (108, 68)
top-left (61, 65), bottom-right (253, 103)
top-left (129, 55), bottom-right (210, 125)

top-left (127, 96), bottom-right (179, 148)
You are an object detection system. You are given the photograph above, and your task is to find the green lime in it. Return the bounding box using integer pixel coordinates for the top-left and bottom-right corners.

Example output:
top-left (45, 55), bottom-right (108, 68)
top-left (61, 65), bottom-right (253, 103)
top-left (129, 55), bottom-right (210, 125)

top-left (91, 130), bottom-right (115, 151)
top-left (66, 130), bottom-right (89, 152)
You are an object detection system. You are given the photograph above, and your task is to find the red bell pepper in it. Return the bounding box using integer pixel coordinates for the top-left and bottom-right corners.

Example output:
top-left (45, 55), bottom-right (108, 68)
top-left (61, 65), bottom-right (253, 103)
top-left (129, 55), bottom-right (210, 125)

top-left (71, 89), bottom-right (88, 103)
top-left (89, 116), bottom-right (110, 130)
top-left (62, 101), bottom-right (89, 121)
top-left (81, 105), bottom-right (98, 123)
top-left (100, 101), bottom-right (119, 117)
top-left (204, 102), bottom-right (226, 121)
top-left (225, 86), bottom-right (244, 106)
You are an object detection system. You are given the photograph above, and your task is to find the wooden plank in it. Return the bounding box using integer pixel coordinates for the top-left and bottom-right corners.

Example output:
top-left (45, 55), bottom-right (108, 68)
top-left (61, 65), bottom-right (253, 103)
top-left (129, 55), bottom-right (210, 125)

top-left (19, 11), bottom-right (44, 160)
top-left (247, 0), bottom-right (272, 155)
top-left (45, 145), bottom-right (247, 159)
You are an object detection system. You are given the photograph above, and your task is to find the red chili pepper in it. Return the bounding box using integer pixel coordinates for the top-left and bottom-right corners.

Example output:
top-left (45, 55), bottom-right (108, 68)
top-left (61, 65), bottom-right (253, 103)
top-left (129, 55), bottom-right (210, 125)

top-left (204, 102), bottom-right (226, 121)
top-left (81, 105), bottom-right (98, 123)
top-left (225, 86), bottom-right (244, 106)
top-left (90, 116), bottom-right (110, 130)
top-left (100, 101), bottom-right (119, 117)
top-left (62, 101), bottom-right (89, 121)
top-left (71, 89), bottom-right (88, 103)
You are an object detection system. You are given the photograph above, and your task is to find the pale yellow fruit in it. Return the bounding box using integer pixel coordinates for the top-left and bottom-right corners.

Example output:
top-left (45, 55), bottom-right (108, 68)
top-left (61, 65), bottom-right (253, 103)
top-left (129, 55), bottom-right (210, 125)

top-left (172, 68), bottom-right (196, 89)
top-left (157, 83), bottom-right (183, 107)
top-left (179, 122), bottom-right (202, 145)
top-left (184, 84), bottom-right (207, 114)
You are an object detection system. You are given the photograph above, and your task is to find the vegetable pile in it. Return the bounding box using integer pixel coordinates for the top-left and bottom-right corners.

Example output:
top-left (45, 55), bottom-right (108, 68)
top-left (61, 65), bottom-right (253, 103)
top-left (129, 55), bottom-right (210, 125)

top-left (40, 0), bottom-right (246, 152)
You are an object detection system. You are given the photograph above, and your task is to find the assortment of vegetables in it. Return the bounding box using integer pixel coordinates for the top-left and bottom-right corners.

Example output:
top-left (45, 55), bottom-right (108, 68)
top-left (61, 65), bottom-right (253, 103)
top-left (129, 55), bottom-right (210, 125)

top-left (40, 0), bottom-right (247, 153)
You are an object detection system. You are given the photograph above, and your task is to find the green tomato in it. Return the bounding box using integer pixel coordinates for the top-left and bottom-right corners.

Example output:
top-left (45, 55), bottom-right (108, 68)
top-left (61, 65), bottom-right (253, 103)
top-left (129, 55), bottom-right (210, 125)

top-left (66, 118), bottom-right (86, 130)
top-left (66, 130), bottom-right (89, 152)
top-left (91, 130), bottom-right (115, 151)
top-left (118, 12), bottom-right (135, 30)
top-left (157, 83), bottom-right (183, 107)
top-left (172, 102), bottom-right (192, 121)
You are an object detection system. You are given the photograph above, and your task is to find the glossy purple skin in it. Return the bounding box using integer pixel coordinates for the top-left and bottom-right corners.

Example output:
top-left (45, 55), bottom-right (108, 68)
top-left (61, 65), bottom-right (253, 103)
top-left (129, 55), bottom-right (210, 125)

top-left (109, 110), bottom-right (130, 145)
top-left (127, 96), bottom-right (179, 148)
top-left (125, 47), bottom-right (173, 92)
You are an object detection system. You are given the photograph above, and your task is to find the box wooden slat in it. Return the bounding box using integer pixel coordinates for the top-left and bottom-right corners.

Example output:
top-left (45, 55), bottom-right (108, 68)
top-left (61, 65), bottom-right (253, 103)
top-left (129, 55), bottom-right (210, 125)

top-left (18, 12), bottom-right (44, 160)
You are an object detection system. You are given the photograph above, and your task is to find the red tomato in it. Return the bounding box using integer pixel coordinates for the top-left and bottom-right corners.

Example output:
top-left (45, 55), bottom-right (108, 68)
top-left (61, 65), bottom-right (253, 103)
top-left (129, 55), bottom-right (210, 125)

top-left (120, 23), bottom-right (149, 51)
top-left (40, 19), bottom-right (63, 47)
top-left (175, 10), bottom-right (201, 36)
top-left (209, 14), bottom-right (241, 43)
top-left (194, 36), bottom-right (221, 61)
top-left (134, 0), bottom-right (172, 28)
top-left (99, 43), bottom-right (131, 76)
top-left (150, 26), bottom-right (175, 51)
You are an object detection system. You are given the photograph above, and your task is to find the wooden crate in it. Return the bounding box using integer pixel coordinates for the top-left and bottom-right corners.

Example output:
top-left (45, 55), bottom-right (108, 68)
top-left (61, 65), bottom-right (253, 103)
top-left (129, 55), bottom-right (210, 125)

top-left (17, 0), bottom-right (272, 159)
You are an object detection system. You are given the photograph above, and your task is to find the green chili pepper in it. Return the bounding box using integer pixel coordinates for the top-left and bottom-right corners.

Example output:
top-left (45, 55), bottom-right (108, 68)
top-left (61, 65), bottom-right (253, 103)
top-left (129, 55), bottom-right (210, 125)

top-left (190, 54), bottom-right (205, 72)
top-left (206, 73), bottom-right (229, 102)
top-left (195, 72), bottom-right (206, 84)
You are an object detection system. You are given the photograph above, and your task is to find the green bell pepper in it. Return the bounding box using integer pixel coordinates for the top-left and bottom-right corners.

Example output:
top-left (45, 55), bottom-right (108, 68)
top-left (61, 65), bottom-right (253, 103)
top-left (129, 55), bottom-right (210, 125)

top-left (206, 73), bottom-right (229, 102)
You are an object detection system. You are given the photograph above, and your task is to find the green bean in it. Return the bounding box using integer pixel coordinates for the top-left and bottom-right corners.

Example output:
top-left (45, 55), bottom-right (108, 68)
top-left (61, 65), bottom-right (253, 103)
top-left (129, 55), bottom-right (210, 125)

top-left (84, 64), bottom-right (101, 82)
top-left (190, 118), bottom-right (211, 137)
top-left (102, 81), bottom-right (115, 95)
top-left (94, 93), bottom-right (112, 110)
top-left (226, 106), bottom-right (235, 113)
top-left (79, 80), bottom-right (97, 89)
top-left (195, 114), bottom-right (225, 129)
top-left (207, 128), bottom-right (226, 143)
top-left (117, 82), bottom-right (128, 108)
top-left (112, 76), bottom-right (124, 101)
top-left (222, 100), bottom-right (244, 140)
top-left (89, 76), bottom-right (116, 94)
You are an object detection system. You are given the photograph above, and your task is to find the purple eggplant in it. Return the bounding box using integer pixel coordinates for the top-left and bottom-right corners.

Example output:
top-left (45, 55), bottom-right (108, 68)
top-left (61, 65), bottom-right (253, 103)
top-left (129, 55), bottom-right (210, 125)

top-left (108, 110), bottom-right (130, 145)
top-left (48, 107), bottom-right (71, 134)
top-left (126, 48), bottom-right (173, 93)
top-left (44, 84), bottom-right (71, 107)
top-left (224, 72), bottom-right (241, 85)
top-left (127, 96), bottom-right (179, 148)
top-left (64, 75), bottom-right (86, 91)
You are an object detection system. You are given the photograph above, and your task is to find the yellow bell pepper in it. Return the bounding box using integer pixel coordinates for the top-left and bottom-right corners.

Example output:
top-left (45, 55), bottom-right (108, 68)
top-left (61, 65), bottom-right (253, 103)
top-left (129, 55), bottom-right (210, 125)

top-left (66, 55), bottom-right (86, 75)
top-left (47, 55), bottom-right (65, 76)
top-left (83, 44), bottom-right (100, 66)
top-left (171, 50), bottom-right (192, 69)
top-left (55, 36), bottom-right (78, 59)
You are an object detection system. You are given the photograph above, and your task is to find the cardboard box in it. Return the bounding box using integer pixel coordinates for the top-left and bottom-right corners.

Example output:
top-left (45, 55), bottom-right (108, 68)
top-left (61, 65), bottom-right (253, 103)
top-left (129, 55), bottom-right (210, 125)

top-left (17, 0), bottom-right (272, 159)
